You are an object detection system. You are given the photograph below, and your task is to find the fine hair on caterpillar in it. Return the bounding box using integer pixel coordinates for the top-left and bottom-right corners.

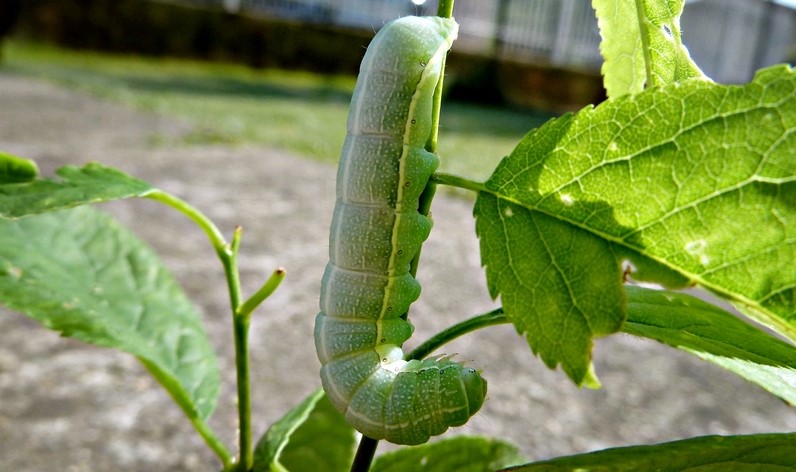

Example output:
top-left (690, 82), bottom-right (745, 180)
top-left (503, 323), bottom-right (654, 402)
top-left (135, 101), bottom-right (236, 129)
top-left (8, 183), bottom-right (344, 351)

top-left (313, 15), bottom-right (487, 446)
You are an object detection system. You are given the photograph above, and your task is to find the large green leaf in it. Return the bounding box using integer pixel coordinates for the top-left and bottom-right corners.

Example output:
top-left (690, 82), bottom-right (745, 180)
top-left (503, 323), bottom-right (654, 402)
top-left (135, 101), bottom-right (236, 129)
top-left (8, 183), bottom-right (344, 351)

top-left (502, 433), bottom-right (796, 471)
top-left (625, 286), bottom-right (796, 405)
top-left (371, 436), bottom-right (524, 472)
top-left (592, 0), bottom-right (705, 97)
top-left (253, 389), bottom-right (355, 472)
top-left (475, 66), bottom-right (796, 386)
top-left (0, 161), bottom-right (155, 218)
top-left (0, 206), bottom-right (220, 421)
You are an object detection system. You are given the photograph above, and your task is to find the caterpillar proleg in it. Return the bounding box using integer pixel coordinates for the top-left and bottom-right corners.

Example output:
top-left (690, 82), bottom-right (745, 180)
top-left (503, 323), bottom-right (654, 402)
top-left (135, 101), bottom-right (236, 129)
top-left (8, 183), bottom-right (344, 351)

top-left (314, 16), bottom-right (487, 446)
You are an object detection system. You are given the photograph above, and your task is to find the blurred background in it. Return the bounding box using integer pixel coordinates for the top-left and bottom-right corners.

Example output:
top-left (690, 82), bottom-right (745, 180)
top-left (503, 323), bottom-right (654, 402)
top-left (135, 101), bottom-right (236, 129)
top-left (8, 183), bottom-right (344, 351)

top-left (1, 1), bottom-right (796, 471)
top-left (2, 0), bottom-right (794, 180)
top-left (3, 0), bottom-right (796, 110)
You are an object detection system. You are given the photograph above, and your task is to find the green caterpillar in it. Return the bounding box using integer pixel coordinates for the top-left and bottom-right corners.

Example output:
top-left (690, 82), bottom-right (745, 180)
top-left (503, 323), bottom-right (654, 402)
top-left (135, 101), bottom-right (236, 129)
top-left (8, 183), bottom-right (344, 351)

top-left (314, 16), bottom-right (487, 446)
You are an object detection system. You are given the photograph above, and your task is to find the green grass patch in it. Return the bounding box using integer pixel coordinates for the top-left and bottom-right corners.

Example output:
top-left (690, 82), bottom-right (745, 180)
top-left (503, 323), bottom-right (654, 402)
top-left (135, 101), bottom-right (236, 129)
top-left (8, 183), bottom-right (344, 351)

top-left (3, 42), bottom-right (552, 181)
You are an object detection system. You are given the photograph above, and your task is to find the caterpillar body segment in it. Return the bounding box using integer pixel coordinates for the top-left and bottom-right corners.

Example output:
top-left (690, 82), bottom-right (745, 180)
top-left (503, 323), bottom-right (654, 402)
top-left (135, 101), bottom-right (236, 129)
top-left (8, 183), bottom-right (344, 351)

top-left (314, 16), bottom-right (487, 446)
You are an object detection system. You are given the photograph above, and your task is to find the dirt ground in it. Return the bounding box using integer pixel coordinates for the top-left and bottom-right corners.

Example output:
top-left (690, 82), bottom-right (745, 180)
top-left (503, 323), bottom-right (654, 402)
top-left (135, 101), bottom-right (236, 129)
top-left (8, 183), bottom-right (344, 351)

top-left (1, 72), bottom-right (795, 471)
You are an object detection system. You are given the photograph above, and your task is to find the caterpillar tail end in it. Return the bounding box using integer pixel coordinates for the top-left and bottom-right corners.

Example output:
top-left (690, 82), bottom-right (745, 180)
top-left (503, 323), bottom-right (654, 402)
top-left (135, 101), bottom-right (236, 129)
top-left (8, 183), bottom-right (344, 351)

top-left (319, 353), bottom-right (488, 446)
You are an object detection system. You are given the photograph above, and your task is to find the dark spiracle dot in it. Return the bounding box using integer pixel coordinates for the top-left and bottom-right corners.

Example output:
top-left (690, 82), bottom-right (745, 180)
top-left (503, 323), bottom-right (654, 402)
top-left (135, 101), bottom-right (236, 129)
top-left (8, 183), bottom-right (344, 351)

top-left (397, 249), bottom-right (403, 255)
top-left (420, 61), bottom-right (427, 67)
top-left (405, 181), bottom-right (411, 186)
top-left (382, 358), bottom-right (388, 363)
top-left (411, 119), bottom-right (416, 124)
top-left (387, 306), bottom-right (393, 311)
top-left (380, 338), bottom-right (387, 343)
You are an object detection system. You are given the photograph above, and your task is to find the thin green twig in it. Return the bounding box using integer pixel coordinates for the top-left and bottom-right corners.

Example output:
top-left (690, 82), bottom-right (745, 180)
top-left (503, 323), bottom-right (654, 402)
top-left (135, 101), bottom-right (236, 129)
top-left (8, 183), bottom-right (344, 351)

top-left (437, 0), bottom-right (454, 18)
top-left (237, 267), bottom-right (286, 318)
top-left (406, 308), bottom-right (507, 361)
top-left (225, 228), bottom-right (255, 472)
top-left (146, 190), bottom-right (229, 256)
top-left (634, 0), bottom-right (654, 87)
top-left (190, 415), bottom-right (235, 470)
top-left (430, 172), bottom-right (488, 193)
top-left (143, 190), bottom-right (236, 468)
top-left (146, 191), bottom-right (260, 470)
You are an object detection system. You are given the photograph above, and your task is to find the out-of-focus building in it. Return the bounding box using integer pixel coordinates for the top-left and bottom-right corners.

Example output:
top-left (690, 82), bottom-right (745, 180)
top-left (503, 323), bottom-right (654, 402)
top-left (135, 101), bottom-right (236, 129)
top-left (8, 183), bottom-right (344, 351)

top-left (172, 0), bottom-right (796, 84)
top-left (10, 0), bottom-right (795, 110)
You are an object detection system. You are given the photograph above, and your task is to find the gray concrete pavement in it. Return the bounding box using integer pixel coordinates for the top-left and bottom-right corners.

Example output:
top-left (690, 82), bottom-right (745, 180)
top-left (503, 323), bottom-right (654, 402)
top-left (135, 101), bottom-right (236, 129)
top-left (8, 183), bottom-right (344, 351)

top-left (1, 72), bottom-right (794, 471)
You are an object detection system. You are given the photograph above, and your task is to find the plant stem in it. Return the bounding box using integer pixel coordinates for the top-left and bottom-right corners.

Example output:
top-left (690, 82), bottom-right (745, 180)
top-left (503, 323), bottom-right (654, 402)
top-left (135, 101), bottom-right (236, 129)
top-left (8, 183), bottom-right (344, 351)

top-left (430, 172), bottom-right (488, 193)
top-left (634, 0), bottom-right (654, 87)
top-left (437, 0), bottom-right (454, 18)
top-left (146, 190), bottom-right (229, 255)
top-left (350, 436), bottom-right (379, 472)
top-left (406, 308), bottom-right (508, 361)
top-left (224, 228), bottom-right (254, 472)
top-left (237, 267), bottom-right (286, 318)
top-left (190, 415), bottom-right (235, 470)
top-left (145, 190), bottom-right (238, 468)
top-left (225, 227), bottom-right (244, 318)
top-left (426, 53), bottom-right (445, 153)
top-left (138, 358), bottom-right (235, 469)
top-left (148, 191), bottom-right (276, 470)
top-left (410, 181), bottom-right (437, 279)
top-left (233, 312), bottom-right (253, 471)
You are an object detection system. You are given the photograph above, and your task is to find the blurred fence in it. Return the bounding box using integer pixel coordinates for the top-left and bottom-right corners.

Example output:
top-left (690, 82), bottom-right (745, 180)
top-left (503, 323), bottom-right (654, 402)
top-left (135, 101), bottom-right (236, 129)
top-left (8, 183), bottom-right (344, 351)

top-left (682, 0), bottom-right (795, 83)
top-left (160, 0), bottom-right (796, 83)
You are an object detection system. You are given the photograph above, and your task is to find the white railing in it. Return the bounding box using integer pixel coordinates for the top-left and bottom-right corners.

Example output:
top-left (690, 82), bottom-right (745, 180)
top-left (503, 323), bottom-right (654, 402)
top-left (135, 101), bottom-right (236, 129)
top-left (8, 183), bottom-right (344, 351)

top-left (154, 0), bottom-right (796, 83)
top-left (681, 0), bottom-right (795, 83)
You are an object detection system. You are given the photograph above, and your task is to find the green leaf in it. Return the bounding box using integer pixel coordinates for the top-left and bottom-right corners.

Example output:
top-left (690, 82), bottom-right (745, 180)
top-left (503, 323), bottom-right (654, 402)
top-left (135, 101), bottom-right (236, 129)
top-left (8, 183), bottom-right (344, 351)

top-left (0, 151), bottom-right (39, 183)
top-left (372, 436), bottom-right (524, 472)
top-left (253, 389), bottom-right (355, 472)
top-left (592, 0), bottom-right (646, 96)
top-left (0, 206), bottom-right (220, 421)
top-left (475, 66), bottom-right (796, 385)
top-left (625, 286), bottom-right (796, 406)
top-left (0, 162), bottom-right (155, 218)
top-left (475, 189), bottom-right (623, 387)
top-left (592, 0), bottom-right (705, 97)
top-left (501, 433), bottom-right (796, 471)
